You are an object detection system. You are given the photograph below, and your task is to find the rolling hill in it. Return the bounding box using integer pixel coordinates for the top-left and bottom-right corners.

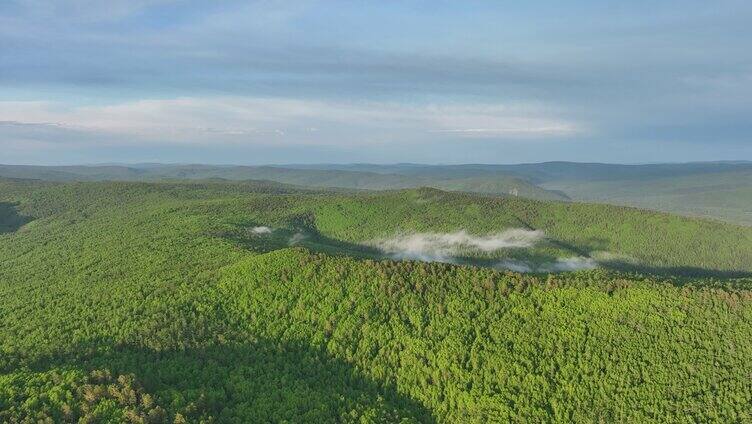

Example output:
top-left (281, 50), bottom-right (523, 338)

top-left (292, 161), bottom-right (752, 225)
top-left (541, 168), bottom-right (752, 225)
top-left (1, 178), bottom-right (751, 422)
top-left (0, 164), bottom-right (567, 201)
top-left (5, 162), bottom-right (752, 225)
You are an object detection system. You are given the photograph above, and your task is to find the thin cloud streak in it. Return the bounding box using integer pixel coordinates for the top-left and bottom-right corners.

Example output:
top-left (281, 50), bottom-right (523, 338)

top-left (0, 97), bottom-right (581, 146)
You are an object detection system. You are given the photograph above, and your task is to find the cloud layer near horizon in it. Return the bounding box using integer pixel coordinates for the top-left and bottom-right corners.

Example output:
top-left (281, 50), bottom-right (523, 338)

top-left (0, 98), bottom-right (580, 147)
top-left (1, 0), bottom-right (751, 164)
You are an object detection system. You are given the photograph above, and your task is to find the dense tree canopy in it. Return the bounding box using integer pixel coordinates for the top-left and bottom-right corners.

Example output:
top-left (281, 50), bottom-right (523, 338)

top-left (1, 179), bottom-right (751, 422)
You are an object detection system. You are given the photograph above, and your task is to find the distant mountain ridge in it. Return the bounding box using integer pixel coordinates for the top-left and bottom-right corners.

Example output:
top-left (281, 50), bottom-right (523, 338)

top-left (286, 161), bottom-right (752, 183)
top-left (0, 163), bottom-right (567, 201)
top-left (2, 161), bottom-right (752, 224)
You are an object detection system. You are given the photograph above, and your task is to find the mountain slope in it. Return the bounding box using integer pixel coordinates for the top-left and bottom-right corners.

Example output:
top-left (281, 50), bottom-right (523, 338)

top-left (1, 179), bottom-right (750, 422)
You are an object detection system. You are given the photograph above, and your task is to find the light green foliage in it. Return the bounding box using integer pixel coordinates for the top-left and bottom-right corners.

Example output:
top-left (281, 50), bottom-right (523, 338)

top-left (1, 179), bottom-right (751, 422)
top-left (307, 189), bottom-right (752, 275)
top-left (221, 250), bottom-right (752, 422)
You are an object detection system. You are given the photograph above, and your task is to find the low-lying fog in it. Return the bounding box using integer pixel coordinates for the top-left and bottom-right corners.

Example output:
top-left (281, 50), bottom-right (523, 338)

top-left (250, 226), bottom-right (604, 273)
top-left (372, 229), bottom-right (543, 262)
top-left (371, 229), bottom-right (599, 272)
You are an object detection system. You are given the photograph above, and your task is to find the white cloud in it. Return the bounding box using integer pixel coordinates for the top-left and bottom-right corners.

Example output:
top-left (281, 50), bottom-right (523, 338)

top-left (251, 226), bottom-right (273, 234)
top-left (10, 0), bottom-right (177, 22)
top-left (432, 126), bottom-right (579, 138)
top-left (494, 259), bottom-right (534, 273)
top-left (371, 230), bottom-right (605, 272)
top-left (288, 232), bottom-right (307, 245)
top-left (0, 97), bottom-right (582, 148)
top-left (495, 256), bottom-right (598, 273)
top-left (372, 229), bottom-right (544, 263)
top-left (538, 257), bottom-right (598, 272)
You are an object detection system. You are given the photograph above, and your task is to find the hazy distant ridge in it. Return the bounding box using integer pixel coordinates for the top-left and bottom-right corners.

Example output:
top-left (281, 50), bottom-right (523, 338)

top-left (3, 161), bottom-right (752, 224)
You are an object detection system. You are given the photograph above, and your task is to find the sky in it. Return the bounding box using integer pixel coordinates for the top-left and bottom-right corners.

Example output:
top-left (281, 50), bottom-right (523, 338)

top-left (1, 0), bottom-right (751, 165)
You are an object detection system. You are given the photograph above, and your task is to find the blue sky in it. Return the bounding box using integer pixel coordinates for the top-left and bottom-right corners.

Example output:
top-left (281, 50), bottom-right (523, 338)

top-left (1, 0), bottom-right (751, 164)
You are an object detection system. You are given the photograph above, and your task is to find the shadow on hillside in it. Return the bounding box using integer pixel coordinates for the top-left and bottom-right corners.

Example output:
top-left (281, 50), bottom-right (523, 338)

top-left (511, 214), bottom-right (752, 279)
top-left (222, 214), bottom-right (752, 280)
top-left (0, 202), bottom-right (32, 234)
top-left (541, 235), bottom-right (752, 279)
top-left (542, 235), bottom-right (752, 279)
top-left (222, 218), bottom-right (385, 259)
top-left (598, 260), bottom-right (752, 279)
top-left (8, 338), bottom-right (435, 423)
top-left (298, 232), bottom-right (384, 259)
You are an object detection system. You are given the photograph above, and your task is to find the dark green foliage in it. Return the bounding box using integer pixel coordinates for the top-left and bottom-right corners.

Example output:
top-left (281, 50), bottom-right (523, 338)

top-left (305, 188), bottom-right (752, 275)
top-left (2, 342), bottom-right (428, 423)
top-left (0, 202), bottom-right (32, 234)
top-left (220, 250), bottom-right (752, 422)
top-left (1, 179), bottom-right (751, 422)
top-left (1, 368), bottom-right (169, 423)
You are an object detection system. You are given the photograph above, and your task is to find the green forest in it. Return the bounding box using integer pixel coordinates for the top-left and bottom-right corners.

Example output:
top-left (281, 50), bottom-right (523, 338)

top-left (4, 161), bottom-right (751, 224)
top-left (1, 178), bottom-right (751, 422)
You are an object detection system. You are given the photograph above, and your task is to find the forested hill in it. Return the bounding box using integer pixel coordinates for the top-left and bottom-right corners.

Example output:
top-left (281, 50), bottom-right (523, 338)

top-left (2, 178), bottom-right (752, 276)
top-left (291, 161), bottom-right (752, 225)
top-left (4, 161), bottom-right (752, 224)
top-left (1, 179), bottom-right (751, 422)
top-left (0, 164), bottom-right (567, 201)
